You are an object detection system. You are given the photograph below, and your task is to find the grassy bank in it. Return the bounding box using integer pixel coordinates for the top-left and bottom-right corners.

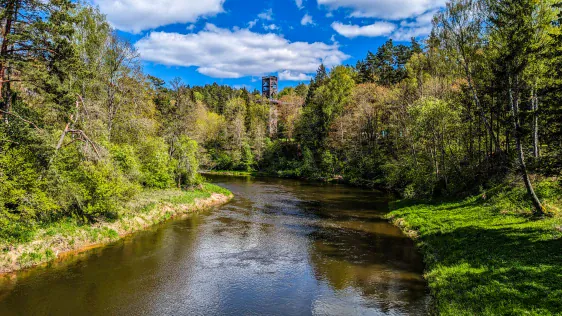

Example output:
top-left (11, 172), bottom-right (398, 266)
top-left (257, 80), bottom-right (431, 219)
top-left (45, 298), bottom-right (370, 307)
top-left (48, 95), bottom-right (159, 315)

top-left (387, 179), bottom-right (562, 315)
top-left (0, 184), bottom-right (232, 274)
top-left (201, 170), bottom-right (258, 177)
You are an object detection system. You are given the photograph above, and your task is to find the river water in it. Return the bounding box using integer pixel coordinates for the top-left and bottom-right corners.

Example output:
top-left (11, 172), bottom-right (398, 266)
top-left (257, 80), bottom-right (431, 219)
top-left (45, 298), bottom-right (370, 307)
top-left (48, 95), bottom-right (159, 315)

top-left (0, 175), bottom-right (429, 315)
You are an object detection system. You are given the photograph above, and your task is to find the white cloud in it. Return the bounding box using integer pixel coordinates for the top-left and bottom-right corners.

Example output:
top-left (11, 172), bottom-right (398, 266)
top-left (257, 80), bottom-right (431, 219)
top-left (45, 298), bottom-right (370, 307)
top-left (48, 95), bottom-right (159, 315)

top-left (258, 9), bottom-right (274, 21)
top-left (279, 71), bottom-right (312, 81)
top-left (295, 0), bottom-right (304, 9)
top-left (186, 24), bottom-right (196, 31)
top-left (135, 24), bottom-right (349, 79)
top-left (331, 21), bottom-right (396, 38)
top-left (263, 24), bottom-right (279, 31)
top-left (93, 0), bottom-right (225, 33)
top-left (392, 10), bottom-right (436, 40)
top-left (301, 14), bottom-right (314, 26)
top-left (318, 0), bottom-right (446, 20)
top-left (248, 19), bottom-right (259, 29)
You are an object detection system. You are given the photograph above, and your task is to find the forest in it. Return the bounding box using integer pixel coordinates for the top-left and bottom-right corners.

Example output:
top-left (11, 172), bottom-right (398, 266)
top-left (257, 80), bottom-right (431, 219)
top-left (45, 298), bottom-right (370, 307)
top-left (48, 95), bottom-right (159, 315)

top-left (1, 0), bottom-right (562, 314)
top-left (1, 0), bottom-right (561, 241)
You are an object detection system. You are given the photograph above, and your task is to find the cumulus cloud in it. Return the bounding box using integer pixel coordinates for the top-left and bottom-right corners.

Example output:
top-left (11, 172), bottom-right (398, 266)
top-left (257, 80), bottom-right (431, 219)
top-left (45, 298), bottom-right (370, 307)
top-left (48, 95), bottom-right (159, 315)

top-left (135, 24), bottom-right (349, 79)
top-left (93, 0), bottom-right (225, 33)
top-left (295, 0), bottom-right (304, 9)
top-left (332, 21), bottom-right (396, 38)
top-left (318, 0), bottom-right (446, 20)
top-left (301, 14), bottom-right (314, 26)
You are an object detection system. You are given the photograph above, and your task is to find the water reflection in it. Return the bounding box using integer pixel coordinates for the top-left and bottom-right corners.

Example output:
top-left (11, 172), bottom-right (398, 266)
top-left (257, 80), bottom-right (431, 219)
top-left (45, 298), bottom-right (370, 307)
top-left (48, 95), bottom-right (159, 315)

top-left (0, 175), bottom-right (428, 315)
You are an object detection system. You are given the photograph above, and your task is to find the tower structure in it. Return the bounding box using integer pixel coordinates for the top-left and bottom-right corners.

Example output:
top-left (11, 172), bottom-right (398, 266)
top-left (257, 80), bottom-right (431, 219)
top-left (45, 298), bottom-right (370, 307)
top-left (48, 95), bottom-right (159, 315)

top-left (262, 76), bottom-right (278, 99)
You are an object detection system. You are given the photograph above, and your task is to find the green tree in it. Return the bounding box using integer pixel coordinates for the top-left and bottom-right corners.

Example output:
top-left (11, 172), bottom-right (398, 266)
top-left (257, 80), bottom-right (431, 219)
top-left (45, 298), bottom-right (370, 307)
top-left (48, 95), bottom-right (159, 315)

top-left (487, 0), bottom-right (557, 215)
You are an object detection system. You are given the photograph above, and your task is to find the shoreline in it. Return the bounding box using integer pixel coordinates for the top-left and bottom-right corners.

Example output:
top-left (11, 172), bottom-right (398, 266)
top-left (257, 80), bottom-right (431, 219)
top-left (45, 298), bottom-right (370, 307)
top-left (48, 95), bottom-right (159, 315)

top-left (0, 184), bottom-right (233, 275)
top-left (201, 170), bottom-right (390, 191)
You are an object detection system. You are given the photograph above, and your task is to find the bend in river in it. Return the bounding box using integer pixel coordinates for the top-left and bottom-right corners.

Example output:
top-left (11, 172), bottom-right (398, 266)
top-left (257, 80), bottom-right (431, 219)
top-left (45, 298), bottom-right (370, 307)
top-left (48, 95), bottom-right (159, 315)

top-left (0, 176), bottom-right (429, 315)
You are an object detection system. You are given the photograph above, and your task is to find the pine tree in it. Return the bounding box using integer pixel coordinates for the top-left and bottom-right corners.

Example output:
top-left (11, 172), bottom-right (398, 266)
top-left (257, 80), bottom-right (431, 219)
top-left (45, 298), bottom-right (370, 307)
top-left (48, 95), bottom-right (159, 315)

top-left (488, 0), bottom-right (553, 216)
top-left (0, 0), bottom-right (77, 121)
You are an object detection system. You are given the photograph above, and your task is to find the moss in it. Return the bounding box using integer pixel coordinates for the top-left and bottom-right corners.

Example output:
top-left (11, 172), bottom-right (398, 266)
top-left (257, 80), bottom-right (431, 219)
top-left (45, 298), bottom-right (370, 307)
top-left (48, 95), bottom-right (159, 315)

top-left (388, 180), bottom-right (562, 315)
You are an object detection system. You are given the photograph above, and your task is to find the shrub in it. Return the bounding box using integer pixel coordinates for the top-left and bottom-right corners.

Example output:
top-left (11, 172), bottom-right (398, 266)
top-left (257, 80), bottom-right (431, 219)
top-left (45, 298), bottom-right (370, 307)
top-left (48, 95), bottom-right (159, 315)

top-left (137, 138), bottom-right (174, 189)
top-left (172, 136), bottom-right (203, 187)
top-left (49, 147), bottom-right (139, 222)
top-left (240, 142), bottom-right (255, 172)
top-left (109, 143), bottom-right (142, 183)
top-left (0, 147), bottom-right (59, 222)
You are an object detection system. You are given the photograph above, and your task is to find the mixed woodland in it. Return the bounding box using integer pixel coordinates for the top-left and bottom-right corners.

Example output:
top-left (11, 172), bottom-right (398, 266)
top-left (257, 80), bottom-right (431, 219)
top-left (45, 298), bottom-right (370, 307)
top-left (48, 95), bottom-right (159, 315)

top-left (1, 0), bottom-right (561, 242)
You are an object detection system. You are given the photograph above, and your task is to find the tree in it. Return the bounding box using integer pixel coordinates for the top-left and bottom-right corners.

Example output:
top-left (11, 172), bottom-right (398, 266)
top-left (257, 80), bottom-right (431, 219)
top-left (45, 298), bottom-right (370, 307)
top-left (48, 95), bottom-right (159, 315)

top-left (488, 0), bottom-right (550, 216)
top-left (1, 0), bottom-right (77, 122)
top-left (172, 136), bottom-right (201, 187)
top-left (297, 66), bottom-right (355, 168)
top-left (436, 0), bottom-right (501, 152)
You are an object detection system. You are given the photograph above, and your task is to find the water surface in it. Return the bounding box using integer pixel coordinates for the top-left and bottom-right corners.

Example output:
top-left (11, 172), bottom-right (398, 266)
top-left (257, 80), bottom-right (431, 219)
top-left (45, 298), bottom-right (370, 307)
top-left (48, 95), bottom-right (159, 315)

top-left (0, 176), bottom-right (429, 315)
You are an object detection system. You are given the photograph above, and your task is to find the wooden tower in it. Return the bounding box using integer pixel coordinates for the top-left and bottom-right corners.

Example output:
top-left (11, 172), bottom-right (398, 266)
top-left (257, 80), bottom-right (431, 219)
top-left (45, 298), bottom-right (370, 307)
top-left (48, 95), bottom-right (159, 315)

top-left (262, 76), bottom-right (278, 99)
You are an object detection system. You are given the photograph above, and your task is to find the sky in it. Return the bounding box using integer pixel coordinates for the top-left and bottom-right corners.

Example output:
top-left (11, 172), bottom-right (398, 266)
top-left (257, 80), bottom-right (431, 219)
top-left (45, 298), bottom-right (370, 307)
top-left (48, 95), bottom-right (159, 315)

top-left (91, 0), bottom-right (446, 90)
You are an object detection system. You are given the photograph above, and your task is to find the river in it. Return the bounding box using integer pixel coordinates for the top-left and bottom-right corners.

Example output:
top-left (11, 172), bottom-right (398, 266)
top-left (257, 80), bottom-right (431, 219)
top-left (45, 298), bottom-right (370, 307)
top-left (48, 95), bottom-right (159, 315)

top-left (0, 175), bottom-right (429, 315)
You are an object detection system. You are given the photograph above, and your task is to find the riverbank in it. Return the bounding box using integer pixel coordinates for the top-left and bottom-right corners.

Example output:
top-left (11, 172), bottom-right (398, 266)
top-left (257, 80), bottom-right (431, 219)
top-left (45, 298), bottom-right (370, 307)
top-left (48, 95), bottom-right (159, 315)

top-left (0, 184), bottom-right (233, 274)
top-left (387, 179), bottom-right (562, 315)
top-left (201, 170), bottom-right (259, 177)
top-left (201, 170), bottom-right (370, 187)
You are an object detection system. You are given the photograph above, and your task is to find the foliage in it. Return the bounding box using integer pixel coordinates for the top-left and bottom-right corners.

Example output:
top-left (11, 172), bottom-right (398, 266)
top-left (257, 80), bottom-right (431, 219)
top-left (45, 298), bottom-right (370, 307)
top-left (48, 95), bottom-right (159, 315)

top-left (171, 136), bottom-right (203, 186)
top-left (137, 137), bottom-right (174, 189)
top-left (0, 2), bottom-right (208, 242)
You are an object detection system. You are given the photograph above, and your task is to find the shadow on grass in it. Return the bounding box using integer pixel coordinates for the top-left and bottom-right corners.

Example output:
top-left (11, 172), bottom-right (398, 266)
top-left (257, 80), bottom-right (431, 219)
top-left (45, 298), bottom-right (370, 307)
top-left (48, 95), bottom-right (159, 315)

top-left (421, 225), bottom-right (562, 315)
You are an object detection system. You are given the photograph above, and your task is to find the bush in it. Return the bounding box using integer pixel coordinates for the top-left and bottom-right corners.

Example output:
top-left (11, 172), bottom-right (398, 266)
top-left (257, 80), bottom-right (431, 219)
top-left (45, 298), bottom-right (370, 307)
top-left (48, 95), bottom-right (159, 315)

top-left (76, 161), bottom-right (139, 221)
top-left (172, 136), bottom-right (203, 187)
top-left (240, 142), bottom-right (255, 172)
top-left (0, 212), bottom-right (36, 244)
top-left (137, 138), bottom-right (174, 189)
top-left (109, 143), bottom-right (142, 183)
top-left (298, 147), bottom-right (319, 178)
top-left (49, 147), bottom-right (139, 222)
top-left (0, 147), bottom-right (59, 222)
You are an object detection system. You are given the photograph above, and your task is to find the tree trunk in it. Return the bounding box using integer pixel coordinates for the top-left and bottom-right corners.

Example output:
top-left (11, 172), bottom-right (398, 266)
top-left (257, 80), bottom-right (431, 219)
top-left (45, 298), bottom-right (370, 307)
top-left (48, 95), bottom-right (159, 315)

top-left (532, 87), bottom-right (539, 158)
top-left (460, 54), bottom-right (502, 153)
top-left (0, 0), bottom-right (17, 121)
top-left (509, 80), bottom-right (544, 216)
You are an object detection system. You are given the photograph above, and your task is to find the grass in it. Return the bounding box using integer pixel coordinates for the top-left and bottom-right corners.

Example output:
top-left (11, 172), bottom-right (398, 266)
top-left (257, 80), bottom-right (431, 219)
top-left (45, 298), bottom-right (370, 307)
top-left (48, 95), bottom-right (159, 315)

top-left (387, 179), bottom-right (562, 315)
top-left (0, 183), bottom-right (232, 273)
top-left (201, 170), bottom-right (258, 177)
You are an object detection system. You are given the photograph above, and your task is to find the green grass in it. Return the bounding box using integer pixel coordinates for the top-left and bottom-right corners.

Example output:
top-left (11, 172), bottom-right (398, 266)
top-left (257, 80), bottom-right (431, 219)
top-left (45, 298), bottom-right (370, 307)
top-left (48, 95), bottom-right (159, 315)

top-left (388, 180), bottom-right (562, 315)
top-left (201, 170), bottom-right (257, 177)
top-left (125, 183), bottom-right (231, 215)
top-left (17, 249), bottom-right (56, 268)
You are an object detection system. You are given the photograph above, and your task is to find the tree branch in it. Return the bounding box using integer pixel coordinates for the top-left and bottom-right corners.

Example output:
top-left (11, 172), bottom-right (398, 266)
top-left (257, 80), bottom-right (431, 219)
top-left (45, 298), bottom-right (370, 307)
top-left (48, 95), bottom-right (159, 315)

top-left (0, 109), bottom-right (41, 130)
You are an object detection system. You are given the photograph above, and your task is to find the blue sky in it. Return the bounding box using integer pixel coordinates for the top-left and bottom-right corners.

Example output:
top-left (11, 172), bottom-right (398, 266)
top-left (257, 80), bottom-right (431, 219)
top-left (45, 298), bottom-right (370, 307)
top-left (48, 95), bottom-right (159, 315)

top-left (92, 0), bottom-right (445, 90)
